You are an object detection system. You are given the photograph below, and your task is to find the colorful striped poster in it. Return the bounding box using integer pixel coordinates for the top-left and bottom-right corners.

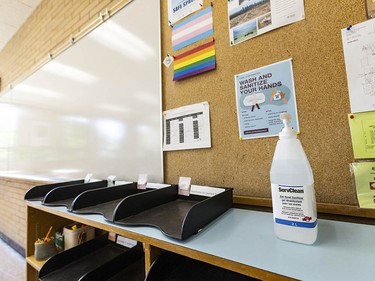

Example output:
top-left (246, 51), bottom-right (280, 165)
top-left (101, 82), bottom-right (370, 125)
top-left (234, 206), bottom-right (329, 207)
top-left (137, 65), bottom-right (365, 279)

top-left (173, 40), bottom-right (216, 81)
top-left (172, 6), bottom-right (213, 51)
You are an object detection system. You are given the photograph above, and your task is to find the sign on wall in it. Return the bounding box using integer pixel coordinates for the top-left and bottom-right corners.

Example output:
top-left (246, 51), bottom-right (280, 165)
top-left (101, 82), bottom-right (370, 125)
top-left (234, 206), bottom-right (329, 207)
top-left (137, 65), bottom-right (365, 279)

top-left (234, 59), bottom-right (299, 140)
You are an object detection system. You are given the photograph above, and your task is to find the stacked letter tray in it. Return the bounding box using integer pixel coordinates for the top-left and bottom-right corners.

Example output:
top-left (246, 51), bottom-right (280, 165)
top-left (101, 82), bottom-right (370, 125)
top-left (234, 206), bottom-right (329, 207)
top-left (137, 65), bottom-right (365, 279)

top-left (70, 183), bottom-right (174, 221)
top-left (112, 185), bottom-right (233, 240)
top-left (41, 180), bottom-right (121, 209)
top-left (79, 253), bottom-right (145, 281)
top-left (24, 179), bottom-right (86, 201)
top-left (145, 252), bottom-right (258, 281)
top-left (38, 235), bottom-right (144, 281)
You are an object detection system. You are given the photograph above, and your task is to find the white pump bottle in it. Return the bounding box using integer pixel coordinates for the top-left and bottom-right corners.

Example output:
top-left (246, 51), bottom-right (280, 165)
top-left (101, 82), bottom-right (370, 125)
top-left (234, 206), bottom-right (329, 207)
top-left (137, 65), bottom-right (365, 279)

top-left (270, 113), bottom-right (317, 244)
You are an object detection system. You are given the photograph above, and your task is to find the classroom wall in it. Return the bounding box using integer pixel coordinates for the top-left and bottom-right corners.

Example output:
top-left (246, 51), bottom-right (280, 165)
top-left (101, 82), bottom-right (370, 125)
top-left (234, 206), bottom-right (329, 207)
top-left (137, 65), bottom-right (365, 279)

top-left (0, 177), bottom-right (51, 256)
top-left (160, 0), bottom-right (369, 210)
top-left (0, 0), bottom-right (129, 253)
top-left (0, 0), bottom-right (373, 252)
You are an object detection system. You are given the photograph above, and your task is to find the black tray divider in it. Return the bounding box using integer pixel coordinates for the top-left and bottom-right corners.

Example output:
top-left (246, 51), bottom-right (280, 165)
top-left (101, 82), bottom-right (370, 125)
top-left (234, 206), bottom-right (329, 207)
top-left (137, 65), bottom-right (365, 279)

top-left (43, 180), bottom-right (108, 206)
top-left (112, 185), bottom-right (232, 240)
top-left (112, 185), bottom-right (178, 222)
top-left (70, 182), bottom-right (137, 212)
top-left (24, 179), bottom-right (85, 201)
top-left (180, 188), bottom-right (233, 240)
top-left (145, 251), bottom-right (186, 281)
top-left (78, 243), bottom-right (144, 281)
top-left (38, 235), bottom-right (109, 278)
top-left (145, 251), bottom-right (257, 281)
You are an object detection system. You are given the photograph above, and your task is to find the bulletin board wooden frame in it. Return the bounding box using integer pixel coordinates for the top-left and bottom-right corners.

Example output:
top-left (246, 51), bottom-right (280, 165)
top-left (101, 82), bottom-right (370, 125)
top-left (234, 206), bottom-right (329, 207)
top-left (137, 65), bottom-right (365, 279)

top-left (160, 1), bottom-right (375, 218)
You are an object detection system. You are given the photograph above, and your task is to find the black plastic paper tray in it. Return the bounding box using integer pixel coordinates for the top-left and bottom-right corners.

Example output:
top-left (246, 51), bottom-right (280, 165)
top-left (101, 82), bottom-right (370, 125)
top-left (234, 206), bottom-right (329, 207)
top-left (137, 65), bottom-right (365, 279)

top-left (38, 235), bottom-right (143, 281)
top-left (145, 252), bottom-right (258, 281)
top-left (113, 185), bottom-right (233, 240)
top-left (70, 183), bottom-right (168, 221)
top-left (24, 179), bottom-right (85, 201)
top-left (79, 251), bottom-right (144, 281)
top-left (42, 180), bottom-right (110, 209)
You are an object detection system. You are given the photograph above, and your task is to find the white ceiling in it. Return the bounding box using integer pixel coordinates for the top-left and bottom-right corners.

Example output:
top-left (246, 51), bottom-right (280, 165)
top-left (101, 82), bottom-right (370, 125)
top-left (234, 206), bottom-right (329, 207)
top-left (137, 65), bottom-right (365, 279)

top-left (0, 0), bottom-right (42, 51)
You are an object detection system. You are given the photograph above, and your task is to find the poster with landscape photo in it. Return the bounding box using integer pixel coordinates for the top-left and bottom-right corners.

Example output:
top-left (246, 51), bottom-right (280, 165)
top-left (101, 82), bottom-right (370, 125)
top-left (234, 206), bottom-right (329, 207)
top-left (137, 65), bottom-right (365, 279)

top-left (228, 0), bottom-right (305, 45)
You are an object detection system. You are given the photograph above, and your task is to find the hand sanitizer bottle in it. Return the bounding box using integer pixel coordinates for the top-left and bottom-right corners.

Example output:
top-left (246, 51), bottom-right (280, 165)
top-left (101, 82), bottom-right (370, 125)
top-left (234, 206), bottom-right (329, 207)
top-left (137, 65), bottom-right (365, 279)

top-left (270, 113), bottom-right (317, 244)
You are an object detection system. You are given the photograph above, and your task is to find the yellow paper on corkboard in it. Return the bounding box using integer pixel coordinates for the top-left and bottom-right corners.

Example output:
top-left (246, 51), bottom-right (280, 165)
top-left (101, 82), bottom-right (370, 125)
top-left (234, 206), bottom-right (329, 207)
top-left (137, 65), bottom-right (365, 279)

top-left (348, 111), bottom-right (375, 159)
top-left (351, 162), bottom-right (375, 209)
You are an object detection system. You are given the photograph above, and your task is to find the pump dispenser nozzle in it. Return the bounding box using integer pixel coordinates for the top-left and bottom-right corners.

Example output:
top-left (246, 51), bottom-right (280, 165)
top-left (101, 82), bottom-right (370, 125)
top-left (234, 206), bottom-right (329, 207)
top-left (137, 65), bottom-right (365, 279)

top-left (279, 113), bottom-right (296, 139)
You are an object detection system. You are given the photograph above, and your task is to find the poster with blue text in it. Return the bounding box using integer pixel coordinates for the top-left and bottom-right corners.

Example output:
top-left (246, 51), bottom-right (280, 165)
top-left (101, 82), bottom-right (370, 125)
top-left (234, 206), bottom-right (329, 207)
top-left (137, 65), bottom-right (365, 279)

top-left (235, 59), bottom-right (299, 140)
top-left (168, 0), bottom-right (203, 25)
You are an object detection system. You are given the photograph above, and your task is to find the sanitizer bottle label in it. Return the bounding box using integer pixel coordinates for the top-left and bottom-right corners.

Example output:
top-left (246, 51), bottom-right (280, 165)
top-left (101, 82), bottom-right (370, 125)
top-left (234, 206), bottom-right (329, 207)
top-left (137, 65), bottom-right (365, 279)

top-left (271, 184), bottom-right (317, 228)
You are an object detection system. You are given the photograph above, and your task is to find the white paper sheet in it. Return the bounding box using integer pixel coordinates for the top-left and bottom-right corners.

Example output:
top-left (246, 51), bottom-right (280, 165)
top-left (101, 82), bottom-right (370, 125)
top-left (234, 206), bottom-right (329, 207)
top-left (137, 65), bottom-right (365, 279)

top-left (342, 18), bottom-right (375, 113)
top-left (168, 0), bottom-right (203, 25)
top-left (228, 0), bottom-right (305, 46)
top-left (190, 185), bottom-right (225, 197)
top-left (163, 102), bottom-right (211, 151)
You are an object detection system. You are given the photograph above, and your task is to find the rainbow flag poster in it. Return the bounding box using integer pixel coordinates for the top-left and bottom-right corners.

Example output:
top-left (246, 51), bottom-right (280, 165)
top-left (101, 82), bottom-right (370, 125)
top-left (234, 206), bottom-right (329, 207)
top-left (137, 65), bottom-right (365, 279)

top-left (172, 6), bottom-right (213, 51)
top-left (173, 40), bottom-right (216, 81)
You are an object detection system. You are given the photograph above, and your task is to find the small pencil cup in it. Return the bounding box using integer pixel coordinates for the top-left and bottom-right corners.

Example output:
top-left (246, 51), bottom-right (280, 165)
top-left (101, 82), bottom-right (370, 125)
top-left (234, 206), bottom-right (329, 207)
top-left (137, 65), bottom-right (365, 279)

top-left (34, 237), bottom-right (57, 261)
top-left (63, 223), bottom-right (94, 250)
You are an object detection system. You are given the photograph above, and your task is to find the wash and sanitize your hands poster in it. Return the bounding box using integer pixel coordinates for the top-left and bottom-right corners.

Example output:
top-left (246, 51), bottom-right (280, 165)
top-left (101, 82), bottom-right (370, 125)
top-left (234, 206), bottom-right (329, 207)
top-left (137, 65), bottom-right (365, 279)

top-left (235, 59), bottom-right (299, 140)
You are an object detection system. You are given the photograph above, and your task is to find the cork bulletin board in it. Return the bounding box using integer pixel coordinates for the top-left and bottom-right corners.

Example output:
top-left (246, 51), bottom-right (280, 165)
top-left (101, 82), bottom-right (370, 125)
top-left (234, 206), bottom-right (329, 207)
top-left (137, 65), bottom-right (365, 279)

top-left (366, 0), bottom-right (375, 18)
top-left (160, 1), bottom-right (370, 214)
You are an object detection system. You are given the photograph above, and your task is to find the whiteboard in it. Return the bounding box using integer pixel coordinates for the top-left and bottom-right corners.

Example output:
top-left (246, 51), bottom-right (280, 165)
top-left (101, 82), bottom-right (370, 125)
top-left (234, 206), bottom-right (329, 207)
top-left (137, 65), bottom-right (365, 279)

top-left (0, 0), bottom-right (163, 182)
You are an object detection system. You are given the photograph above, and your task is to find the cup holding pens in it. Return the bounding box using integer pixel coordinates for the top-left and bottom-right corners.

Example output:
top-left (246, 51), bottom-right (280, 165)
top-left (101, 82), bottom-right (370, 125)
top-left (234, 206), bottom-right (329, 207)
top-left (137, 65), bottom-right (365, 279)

top-left (63, 223), bottom-right (94, 250)
top-left (34, 226), bottom-right (57, 261)
top-left (34, 237), bottom-right (57, 261)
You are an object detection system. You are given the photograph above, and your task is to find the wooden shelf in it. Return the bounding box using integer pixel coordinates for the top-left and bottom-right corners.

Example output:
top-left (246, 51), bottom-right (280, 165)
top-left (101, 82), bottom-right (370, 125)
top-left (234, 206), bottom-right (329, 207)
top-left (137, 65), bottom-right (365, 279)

top-left (26, 201), bottom-right (375, 281)
top-left (26, 255), bottom-right (46, 271)
top-left (26, 201), bottom-right (289, 281)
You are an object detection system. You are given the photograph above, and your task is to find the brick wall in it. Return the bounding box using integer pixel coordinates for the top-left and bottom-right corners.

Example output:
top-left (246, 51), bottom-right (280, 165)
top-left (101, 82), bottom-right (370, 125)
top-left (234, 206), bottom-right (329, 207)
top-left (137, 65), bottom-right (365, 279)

top-left (0, 0), bottom-right (127, 93)
top-left (0, 0), bottom-right (130, 253)
top-left (0, 177), bottom-right (50, 256)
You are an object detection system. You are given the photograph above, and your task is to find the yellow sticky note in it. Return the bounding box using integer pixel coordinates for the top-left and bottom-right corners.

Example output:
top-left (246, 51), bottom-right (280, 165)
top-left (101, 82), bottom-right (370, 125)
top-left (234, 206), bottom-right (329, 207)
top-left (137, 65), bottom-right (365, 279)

top-left (348, 111), bottom-right (375, 159)
top-left (351, 162), bottom-right (375, 209)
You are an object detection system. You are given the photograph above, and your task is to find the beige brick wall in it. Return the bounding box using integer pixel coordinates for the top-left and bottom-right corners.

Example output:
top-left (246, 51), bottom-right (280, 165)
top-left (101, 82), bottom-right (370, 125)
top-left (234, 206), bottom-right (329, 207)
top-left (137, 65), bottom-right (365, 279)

top-left (0, 0), bottom-right (129, 252)
top-left (0, 177), bottom-right (49, 254)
